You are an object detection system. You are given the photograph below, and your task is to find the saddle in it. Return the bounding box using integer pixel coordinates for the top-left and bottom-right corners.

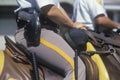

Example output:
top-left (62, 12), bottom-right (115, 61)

top-left (64, 29), bottom-right (110, 80)
top-left (0, 36), bottom-right (44, 80)
top-left (1, 36), bottom-right (64, 80)
top-left (2, 30), bottom-right (119, 80)
top-left (85, 30), bottom-right (120, 80)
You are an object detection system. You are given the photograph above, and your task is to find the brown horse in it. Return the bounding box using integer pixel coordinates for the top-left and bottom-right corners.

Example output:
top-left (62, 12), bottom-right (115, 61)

top-left (0, 34), bottom-right (120, 80)
top-left (87, 31), bottom-right (120, 80)
top-left (0, 36), bottom-right (64, 80)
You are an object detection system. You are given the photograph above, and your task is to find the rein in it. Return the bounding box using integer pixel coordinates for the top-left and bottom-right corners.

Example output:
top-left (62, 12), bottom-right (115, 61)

top-left (80, 45), bottom-right (115, 56)
top-left (83, 31), bottom-right (120, 64)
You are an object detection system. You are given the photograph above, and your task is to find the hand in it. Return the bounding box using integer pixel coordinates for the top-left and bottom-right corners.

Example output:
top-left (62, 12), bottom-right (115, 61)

top-left (73, 22), bottom-right (87, 30)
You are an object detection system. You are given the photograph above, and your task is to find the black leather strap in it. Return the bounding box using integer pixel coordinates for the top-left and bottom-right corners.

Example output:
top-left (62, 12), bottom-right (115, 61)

top-left (64, 32), bottom-right (76, 49)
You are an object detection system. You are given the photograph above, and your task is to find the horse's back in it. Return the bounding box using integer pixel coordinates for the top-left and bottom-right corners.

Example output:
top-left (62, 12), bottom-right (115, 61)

top-left (0, 49), bottom-right (64, 80)
top-left (0, 50), bottom-right (43, 80)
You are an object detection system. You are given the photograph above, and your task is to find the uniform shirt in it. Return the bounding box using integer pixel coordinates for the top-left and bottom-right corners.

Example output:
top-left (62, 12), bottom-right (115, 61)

top-left (72, 0), bottom-right (107, 31)
top-left (15, 0), bottom-right (60, 12)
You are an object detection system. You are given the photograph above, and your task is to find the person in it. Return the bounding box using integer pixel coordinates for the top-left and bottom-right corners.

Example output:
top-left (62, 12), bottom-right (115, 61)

top-left (72, 0), bottom-right (120, 33)
top-left (14, 0), bottom-right (86, 80)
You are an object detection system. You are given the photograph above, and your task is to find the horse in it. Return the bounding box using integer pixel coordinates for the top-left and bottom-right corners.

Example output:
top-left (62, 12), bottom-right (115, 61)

top-left (0, 31), bottom-right (120, 80)
top-left (86, 31), bottom-right (120, 80)
top-left (0, 36), bottom-right (64, 80)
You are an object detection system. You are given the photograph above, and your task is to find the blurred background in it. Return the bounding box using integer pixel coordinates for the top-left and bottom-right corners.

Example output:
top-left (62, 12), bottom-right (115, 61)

top-left (0, 0), bottom-right (120, 50)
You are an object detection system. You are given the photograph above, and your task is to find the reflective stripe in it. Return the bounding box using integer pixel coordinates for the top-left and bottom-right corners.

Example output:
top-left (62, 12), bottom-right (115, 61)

top-left (96, 0), bottom-right (102, 5)
top-left (0, 50), bottom-right (4, 76)
top-left (40, 38), bottom-right (75, 80)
